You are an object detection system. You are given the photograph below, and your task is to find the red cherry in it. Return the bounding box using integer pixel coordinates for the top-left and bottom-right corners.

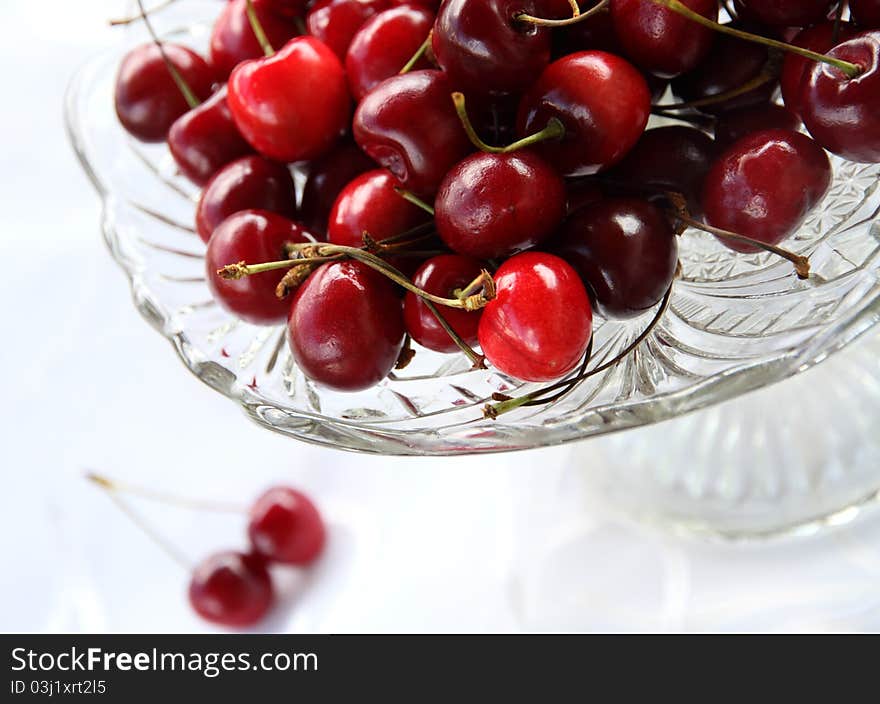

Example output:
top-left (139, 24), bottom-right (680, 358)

top-left (345, 4), bottom-right (435, 101)
top-left (516, 51), bottom-right (651, 177)
top-left (252, 0), bottom-right (309, 18)
top-left (713, 103), bottom-right (800, 149)
top-left (733, 0), bottom-right (836, 27)
top-left (434, 151), bottom-right (565, 259)
top-left (228, 36), bottom-right (351, 163)
top-left (188, 551), bottom-right (273, 627)
top-left (209, 0), bottom-right (300, 79)
top-left (328, 169), bottom-right (430, 247)
top-left (565, 179), bottom-right (606, 217)
top-left (850, 0), bottom-right (880, 28)
top-left (307, 0), bottom-right (393, 60)
top-left (353, 70), bottom-right (473, 196)
top-left (168, 86), bottom-right (254, 186)
top-left (403, 255), bottom-right (485, 353)
top-left (553, 0), bottom-right (622, 57)
top-left (800, 33), bottom-right (880, 163)
top-left (114, 43), bottom-right (216, 143)
top-left (479, 252), bottom-right (592, 382)
top-left (248, 487), bottom-right (326, 566)
top-left (196, 155), bottom-right (298, 243)
top-left (288, 261), bottom-right (405, 391)
top-left (300, 140), bottom-right (375, 235)
top-left (610, 0), bottom-right (718, 79)
top-left (551, 197), bottom-right (678, 319)
top-left (702, 129), bottom-right (832, 253)
top-left (206, 209), bottom-right (315, 325)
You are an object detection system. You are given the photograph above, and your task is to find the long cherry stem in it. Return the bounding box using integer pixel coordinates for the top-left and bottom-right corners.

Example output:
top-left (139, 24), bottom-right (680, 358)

top-left (652, 64), bottom-right (778, 111)
top-left (451, 92), bottom-right (565, 154)
top-left (393, 187), bottom-right (435, 215)
top-left (245, 0), bottom-right (275, 57)
top-left (86, 472), bottom-right (246, 513)
top-left (422, 299), bottom-right (487, 369)
top-left (400, 32), bottom-right (432, 74)
top-left (136, 0), bottom-right (199, 109)
top-left (110, 0), bottom-right (180, 26)
top-left (517, 0), bottom-right (611, 29)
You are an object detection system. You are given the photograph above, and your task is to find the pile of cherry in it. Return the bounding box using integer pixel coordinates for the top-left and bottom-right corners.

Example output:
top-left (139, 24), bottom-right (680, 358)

top-left (114, 0), bottom-right (880, 413)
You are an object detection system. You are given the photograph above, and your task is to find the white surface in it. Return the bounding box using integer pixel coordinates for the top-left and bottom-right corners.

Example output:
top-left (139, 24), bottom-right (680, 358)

top-left (1, 1), bottom-right (880, 633)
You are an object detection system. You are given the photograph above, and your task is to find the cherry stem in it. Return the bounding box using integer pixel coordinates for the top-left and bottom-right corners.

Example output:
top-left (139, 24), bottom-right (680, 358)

top-left (86, 472), bottom-right (247, 513)
top-left (423, 299), bottom-right (487, 369)
top-left (516, 0), bottom-right (612, 29)
top-left (135, 0), bottom-right (199, 109)
top-left (652, 67), bottom-right (777, 111)
top-left (451, 92), bottom-right (565, 154)
top-left (393, 187), bottom-right (435, 215)
top-left (400, 32), bottom-right (432, 74)
top-left (109, 0), bottom-right (180, 26)
top-left (455, 270), bottom-right (496, 301)
top-left (647, 0), bottom-right (863, 78)
top-left (245, 0), bottom-right (275, 57)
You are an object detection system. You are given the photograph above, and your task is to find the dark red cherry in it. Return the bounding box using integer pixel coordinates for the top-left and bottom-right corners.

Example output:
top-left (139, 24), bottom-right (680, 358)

top-left (850, 0), bottom-right (880, 28)
top-left (516, 51), bottom-right (651, 177)
top-left (228, 36), bottom-right (351, 163)
top-left (553, 0), bottom-right (623, 58)
top-left (403, 255), bottom-right (484, 353)
top-left (114, 42), bottom-right (216, 143)
top-left (610, 0), bottom-right (717, 79)
top-left (702, 129), bottom-right (832, 253)
top-left (733, 0), bottom-right (835, 27)
top-left (206, 209), bottom-right (315, 324)
top-left (565, 179), bottom-right (606, 217)
top-left (714, 104), bottom-right (800, 149)
top-left (478, 252), bottom-right (592, 382)
top-left (353, 70), bottom-right (473, 196)
top-left (307, 0), bottom-right (393, 60)
top-left (209, 0), bottom-right (300, 79)
top-left (189, 551), bottom-right (273, 627)
top-left (168, 86), bottom-right (254, 186)
top-left (800, 33), bottom-right (880, 163)
top-left (392, 0), bottom-right (440, 8)
top-left (248, 487), bottom-right (326, 566)
top-left (551, 197), bottom-right (678, 319)
top-left (434, 151), bottom-right (565, 259)
top-left (196, 155), bottom-right (298, 243)
top-left (345, 4), bottom-right (434, 101)
top-left (288, 261), bottom-right (405, 391)
top-left (252, 0), bottom-right (309, 18)
top-left (300, 140), bottom-right (375, 235)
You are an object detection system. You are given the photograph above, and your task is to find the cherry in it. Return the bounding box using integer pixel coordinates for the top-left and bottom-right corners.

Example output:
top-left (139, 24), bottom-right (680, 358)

top-left (565, 179), bottom-right (606, 216)
top-left (307, 0), bottom-right (393, 60)
top-left (850, 0), bottom-right (880, 28)
top-left (288, 261), bottom-right (405, 391)
top-left (252, 0), bottom-right (309, 18)
top-left (353, 70), bottom-right (473, 196)
top-left (403, 255), bottom-right (485, 353)
top-left (206, 209), bottom-right (315, 324)
top-left (733, 0), bottom-right (836, 28)
top-left (328, 169), bottom-right (430, 247)
top-left (516, 51), bottom-right (651, 177)
top-left (702, 129), bottom-right (832, 253)
top-left (168, 85), bottom-right (254, 186)
top-left (196, 155), bottom-right (298, 243)
top-left (434, 151), bottom-right (565, 259)
top-left (478, 252), bottom-right (592, 382)
top-left (114, 42), bottom-right (216, 142)
top-left (800, 33), bottom-right (880, 163)
top-left (209, 0), bottom-right (300, 79)
top-left (248, 487), bottom-right (326, 566)
top-left (610, 0), bottom-right (718, 79)
top-left (345, 4), bottom-right (435, 101)
top-left (713, 103), bottom-right (800, 149)
top-left (228, 36), bottom-right (351, 163)
top-left (300, 140), bottom-right (375, 235)
top-left (551, 197), bottom-right (678, 319)
top-left (553, 1), bottom-right (622, 58)
top-left (188, 551), bottom-right (273, 627)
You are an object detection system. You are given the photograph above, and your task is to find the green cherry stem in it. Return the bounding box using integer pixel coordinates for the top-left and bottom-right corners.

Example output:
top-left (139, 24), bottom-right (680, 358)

top-left (451, 92), bottom-right (565, 154)
top-left (400, 32), bottom-right (432, 74)
top-left (393, 187), bottom-right (435, 215)
top-left (110, 0), bottom-right (180, 26)
top-left (652, 65), bottom-right (778, 111)
top-left (516, 0), bottom-right (612, 29)
top-left (245, 0), bottom-right (275, 57)
top-left (135, 0), bottom-right (199, 109)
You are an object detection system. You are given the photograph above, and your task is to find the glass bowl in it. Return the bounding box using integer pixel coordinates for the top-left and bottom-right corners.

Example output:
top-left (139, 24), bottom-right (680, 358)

top-left (66, 2), bottom-right (880, 457)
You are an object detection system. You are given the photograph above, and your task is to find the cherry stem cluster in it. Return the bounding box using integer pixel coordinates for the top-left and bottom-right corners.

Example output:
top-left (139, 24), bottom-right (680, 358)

top-left (134, 0), bottom-right (199, 109)
top-left (451, 92), bottom-right (565, 154)
top-left (516, 0), bottom-right (611, 29)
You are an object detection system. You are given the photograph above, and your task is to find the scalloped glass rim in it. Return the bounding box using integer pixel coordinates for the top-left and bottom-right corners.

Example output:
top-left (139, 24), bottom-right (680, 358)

top-left (66, 18), bottom-right (880, 456)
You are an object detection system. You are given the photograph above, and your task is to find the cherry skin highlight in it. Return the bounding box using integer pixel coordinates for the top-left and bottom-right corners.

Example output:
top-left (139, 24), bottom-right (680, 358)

top-left (307, 0), bottom-right (393, 60)
top-left (196, 155), bottom-right (298, 243)
top-left (248, 487), bottom-right (326, 566)
top-left (188, 551), bottom-right (273, 628)
top-left (478, 252), bottom-right (593, 382)
top-left (288, 261), bottom-right (405, 391)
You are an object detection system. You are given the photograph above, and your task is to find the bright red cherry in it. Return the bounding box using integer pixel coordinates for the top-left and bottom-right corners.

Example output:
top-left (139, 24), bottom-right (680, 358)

top-left (403, 255), bottom-right (485, 353)
top-left (168, 86), bottom-right (254, 186)
top-left (209, 0), bottom-right (300, 79)
top-left (345, 4), bottom-right (434, 101)
top-left (228, 36), bottom-right (351, 163)
top-left (516, 51), bottom-right (651, 177)
top-left (850, 0), bottom-right (880, 28)
top-left (551, 197), bottom-right (678, 319)
top-left (196, 155), bottom-right (298, 243)
top-left (300, 140), bottom-right (375, 235)
top-left (307, 0), bottom-right (393, 59)
top-left (288, 261), bottom-right (405, 391)
top-left (610, 0), bottom-right (717, 79)
top-left (353, 70), bottom-right (473, 196)
top-left (248, 487), bottom-right (326, 566)
top-left (114, 43), bottom-right (216, 142)
top-left (713, 104), bottom-right (800, 149)
top-left (206, 209), bottom-right (315, 324)
top-left (328, 169), bottom-right (430, 247)
top-left (800, 33), bottom-right (880, 163)
top-left (188, 551), bottom-right (273, 628)
top-left (733, 0), bottom-right (835, 27)
top-left (434, 151), bottom-right (565, 259)
top-left (479, 252), bottom-right (592, 382)
top-left (702, 129), bottom-right (832, 253)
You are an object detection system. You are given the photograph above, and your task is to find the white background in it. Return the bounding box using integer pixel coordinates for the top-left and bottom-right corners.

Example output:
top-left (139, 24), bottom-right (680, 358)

top-left (1, 1), bottom-right (880, 633)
